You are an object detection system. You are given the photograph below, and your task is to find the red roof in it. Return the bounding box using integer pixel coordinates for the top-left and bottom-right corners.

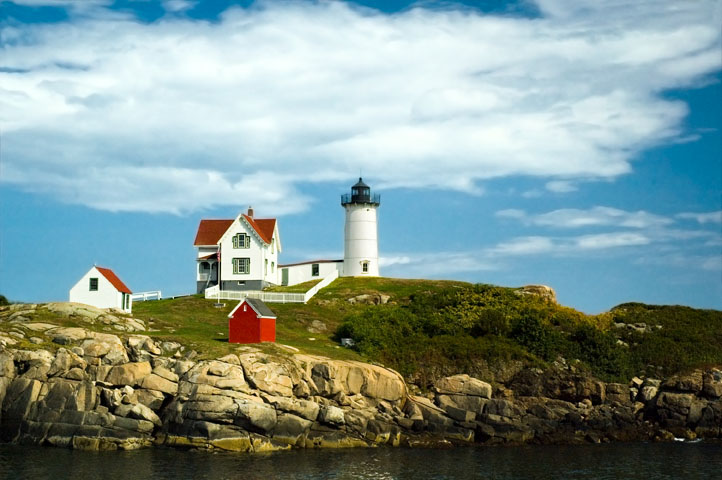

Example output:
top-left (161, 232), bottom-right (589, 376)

top-left (95, 267), bottom-right (132, 294)
top-left (194, 219), bottom-right (234, 246)
top-left (194, 215), bottom-right (276, 246)
top-left (242, 215), bottom-right (276, 244)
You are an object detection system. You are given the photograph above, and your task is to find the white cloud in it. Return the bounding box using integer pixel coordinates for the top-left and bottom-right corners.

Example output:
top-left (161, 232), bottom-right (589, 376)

top-left (677, 211), bottom-right (722, 224)
top-left (1, 1), bottom-right (720, 213)
top-left (163, 0), bottom-right (195, 13)
top-left (545, 180), bottom-right (578, 193)
top-left (497, 206), bottom-right (673, 229)
top-left (382, 251), bottom-right (498, 278)
top-left (491, 236), bottom-right (556, 255)
top-left (573, 232), bottom-right (649, 249)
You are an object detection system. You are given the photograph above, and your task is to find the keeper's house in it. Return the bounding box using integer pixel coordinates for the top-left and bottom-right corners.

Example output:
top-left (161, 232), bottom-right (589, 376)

top-left (69, 265), bottom-right (133, 313)
top-left (193, 207), bottom-right (280, 293)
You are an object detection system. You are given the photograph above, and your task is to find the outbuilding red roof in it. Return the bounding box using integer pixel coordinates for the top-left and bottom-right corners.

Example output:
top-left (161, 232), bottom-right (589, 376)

top-left (193, 219), bottom-right (234, 246)
top-left (95, 267), bottom-right (132, 294)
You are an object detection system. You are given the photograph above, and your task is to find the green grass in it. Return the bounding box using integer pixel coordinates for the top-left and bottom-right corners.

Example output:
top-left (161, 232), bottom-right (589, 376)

top-left (5, 279), bottom-right (720, 384)
top-left (132, 294), bottom-right (363, 361)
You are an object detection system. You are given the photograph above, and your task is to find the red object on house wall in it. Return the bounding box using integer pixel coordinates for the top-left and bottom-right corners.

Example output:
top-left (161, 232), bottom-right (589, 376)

top-left (228, 298), bottom-right (276, 344)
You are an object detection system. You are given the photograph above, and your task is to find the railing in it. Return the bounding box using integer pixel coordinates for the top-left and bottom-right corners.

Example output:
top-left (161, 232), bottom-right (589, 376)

top-left (203, 270), bottom-right (338, 304)
top-left (198, 273), bottom-right (209, 281)
top-left (205, 284), bottom-right (220, 297)
top-left (131, 291), bottom-right (162, 302)
top-left (341, 193), bottom-right (381, 205)
top-left (205, 288), bottom-right (305, 303)
top-left (304, 270), bottom-right (338, 302)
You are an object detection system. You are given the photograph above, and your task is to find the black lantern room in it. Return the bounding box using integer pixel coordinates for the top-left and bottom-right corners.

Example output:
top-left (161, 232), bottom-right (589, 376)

top-left (341, 177), bottom-right (380, 206)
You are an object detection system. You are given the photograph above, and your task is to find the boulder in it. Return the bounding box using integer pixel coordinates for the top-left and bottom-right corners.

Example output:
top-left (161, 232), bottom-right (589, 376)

top-left (514, 285), bottom-right (557, 303)
top-left (2, 377), bottom-right (42, 419)
top-left (184, 361), bottom-right (247, 391)
top-left (639, 378), bottom-right (661, 403)
top-left (435, 374), bottom-right (492, 399)
top-left (105, 362), bottom-right (152, 387)
top-left (139, 373), bottom-right (178, 395)
top-left (346, 294), bottom-right (390, 305)
top-left (319, 405), bottom-right (345, 425)
top-left (115, 402), bottom-right (162, 426)
top-left (235, 400), bottom-right (278, 433)
top-left (0, 352), bottom-right (15, 378)
top-left (266, 396), bottom-right (320, 421)
top-left (135, 388), bottom-right (165, 410)
top-left (663, 370), bottom-right (703, 394)
top-left (605, 383), bottom-right (631, 405)
top-left (273, 413), bottom-right (313, 445)
top-left (48, 348), bottom-right (87, 377)
top-left (239, 354), bottom-right (294, 397)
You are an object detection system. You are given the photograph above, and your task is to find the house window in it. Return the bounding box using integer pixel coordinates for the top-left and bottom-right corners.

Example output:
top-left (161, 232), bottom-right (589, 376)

top-left (312, 263), bottom-right (319, 277)
top-left (362, 261), bottom-right (369, 273)
top-left (271, 238), bottom-right (275, 254)
top-left (89, 278), bottom-right (98, 291)
top-left (265, 259), bottom-right (268, 275)
top-left (123, 294), bottom-right (130, 310)
top-left (271, 261), bottom-right (275, 272)
top-left (199, 262), bottom-right (210, 273)
top-left (232, 258), bottom-right (250, 274)
top-left (233, 233), bottom-right (250, 249)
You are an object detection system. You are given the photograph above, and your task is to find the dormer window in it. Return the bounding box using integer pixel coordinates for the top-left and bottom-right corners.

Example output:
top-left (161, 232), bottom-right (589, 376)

top-left (233, 233), bottom-right (250, 249)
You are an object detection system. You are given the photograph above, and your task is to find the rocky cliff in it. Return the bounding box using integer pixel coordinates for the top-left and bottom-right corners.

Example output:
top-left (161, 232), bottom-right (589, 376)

top-left (1, 303), bottom-right (720, 451)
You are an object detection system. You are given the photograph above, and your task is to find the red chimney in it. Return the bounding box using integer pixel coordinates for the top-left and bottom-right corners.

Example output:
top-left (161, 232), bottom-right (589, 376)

top-left (247, 206), bottom-right (254, 218)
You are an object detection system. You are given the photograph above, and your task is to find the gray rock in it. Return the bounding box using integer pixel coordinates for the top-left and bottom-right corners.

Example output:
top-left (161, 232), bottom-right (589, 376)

top-left (115, 403), bottom-right (161, 426)
top-left (435, 374), bottom-right (492, 399)
top-left (105, 362), bottom-right (152, 386)
top-left (319, 405), bottom-right (345, 425)
top-left (236, 400), bottom-right (278, 432)
top-left (703, 369), bottom-right (722, 398)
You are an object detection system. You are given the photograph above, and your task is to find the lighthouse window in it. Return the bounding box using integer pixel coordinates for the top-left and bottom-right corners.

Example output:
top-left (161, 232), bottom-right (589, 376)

top-left (312, 263), bottom-right (319, 277)
top-left (362, 262), bottom-right (369, 273)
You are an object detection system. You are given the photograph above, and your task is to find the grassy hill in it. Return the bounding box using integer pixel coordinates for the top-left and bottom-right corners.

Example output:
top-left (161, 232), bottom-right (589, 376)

top-left (4, 278), bottom-right (720, 387)
top-left (133, 278), bottom-right (722, 385)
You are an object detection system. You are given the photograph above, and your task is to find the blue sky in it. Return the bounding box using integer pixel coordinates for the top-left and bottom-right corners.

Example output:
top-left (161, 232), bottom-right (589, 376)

top-left (1, 0), bottom-right (720, 313)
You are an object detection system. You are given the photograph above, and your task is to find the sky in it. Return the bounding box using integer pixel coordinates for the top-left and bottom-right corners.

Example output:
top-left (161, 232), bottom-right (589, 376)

top-left (0, 0), bottom-right (720, 313)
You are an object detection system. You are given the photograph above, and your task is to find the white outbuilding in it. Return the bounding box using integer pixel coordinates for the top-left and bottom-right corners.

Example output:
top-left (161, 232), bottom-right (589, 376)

top-left (69, 266), bottom-right (133, 313)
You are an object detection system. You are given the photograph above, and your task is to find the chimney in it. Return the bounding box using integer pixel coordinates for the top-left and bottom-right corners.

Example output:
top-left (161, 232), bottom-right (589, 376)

top-left (247, 206), bottom-right (254, 218)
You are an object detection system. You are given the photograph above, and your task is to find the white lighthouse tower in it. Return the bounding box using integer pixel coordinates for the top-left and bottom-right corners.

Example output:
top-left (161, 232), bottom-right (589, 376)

top-left (341, 178), bottom-right (380, 277)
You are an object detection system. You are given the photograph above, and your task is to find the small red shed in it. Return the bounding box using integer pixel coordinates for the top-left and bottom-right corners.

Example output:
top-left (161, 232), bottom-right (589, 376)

top-left (228, 298), bottom-right (276, 344)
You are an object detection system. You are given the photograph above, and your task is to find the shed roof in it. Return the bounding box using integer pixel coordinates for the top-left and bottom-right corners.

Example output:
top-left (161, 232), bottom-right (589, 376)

top-left (228, 298), bottom-right (277, 319)
top-left (95, 266), bottom-right (132, 294)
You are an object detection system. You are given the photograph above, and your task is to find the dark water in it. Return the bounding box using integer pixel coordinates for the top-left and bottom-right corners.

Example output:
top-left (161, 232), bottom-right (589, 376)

top-left (1, 442), bottom-right (721, 479)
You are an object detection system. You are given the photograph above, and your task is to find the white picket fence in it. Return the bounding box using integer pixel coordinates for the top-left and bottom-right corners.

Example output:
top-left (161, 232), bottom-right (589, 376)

top-left (204, 270), bottom-right (338, 304)
top-left (131, 290), bottom-right (162, 302)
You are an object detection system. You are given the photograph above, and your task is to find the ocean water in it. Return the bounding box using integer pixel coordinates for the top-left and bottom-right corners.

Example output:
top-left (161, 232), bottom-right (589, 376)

top-left (1, 442), bottom-right (720, 480)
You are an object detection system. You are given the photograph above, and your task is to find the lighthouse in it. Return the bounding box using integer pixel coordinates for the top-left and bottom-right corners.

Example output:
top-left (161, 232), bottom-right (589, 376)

top-left (341, 178), bottom-right (380, 277)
